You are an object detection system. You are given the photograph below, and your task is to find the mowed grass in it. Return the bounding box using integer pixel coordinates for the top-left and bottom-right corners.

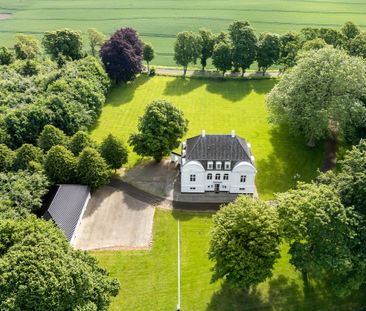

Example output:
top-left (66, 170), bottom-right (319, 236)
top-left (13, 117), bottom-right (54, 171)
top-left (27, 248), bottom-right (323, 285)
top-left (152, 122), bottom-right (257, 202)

top-left (1, 0), bottom-right (366, 66)
top-left (93, 209), bottom-right (366, 311)
top-left (90, 75), bottom-right (323, 199)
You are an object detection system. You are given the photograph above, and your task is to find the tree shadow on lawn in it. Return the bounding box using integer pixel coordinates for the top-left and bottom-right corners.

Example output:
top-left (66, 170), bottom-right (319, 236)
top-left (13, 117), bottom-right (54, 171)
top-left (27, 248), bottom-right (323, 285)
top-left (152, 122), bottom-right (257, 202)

top-left (163, 77), bottom-right (203, 96)
top-left (256, 125), bottom-right (324, 197)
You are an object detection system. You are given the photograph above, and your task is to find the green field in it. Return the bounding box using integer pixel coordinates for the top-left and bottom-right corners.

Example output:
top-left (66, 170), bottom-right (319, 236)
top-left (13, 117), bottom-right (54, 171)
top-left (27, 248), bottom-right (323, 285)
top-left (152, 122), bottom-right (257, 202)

top-left (93, 209), bottom-right (366, 311)
top-left (1, 0), bottom-right (366, 66)
top-left (90, 75), bottom-right (323, 199)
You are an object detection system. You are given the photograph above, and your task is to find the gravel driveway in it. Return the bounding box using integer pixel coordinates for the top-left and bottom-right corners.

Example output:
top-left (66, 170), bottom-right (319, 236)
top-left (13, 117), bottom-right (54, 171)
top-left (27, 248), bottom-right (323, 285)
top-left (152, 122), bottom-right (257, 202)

top-left (73, 185), bottom-right (155, 250)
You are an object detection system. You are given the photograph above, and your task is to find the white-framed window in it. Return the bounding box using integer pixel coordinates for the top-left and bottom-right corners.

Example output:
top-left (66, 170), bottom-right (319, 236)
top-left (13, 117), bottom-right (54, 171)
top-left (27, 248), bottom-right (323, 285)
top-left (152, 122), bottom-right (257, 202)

top-left (207, 161), bottom-right (213, 170)
top-left (190, 174), bottom-right (196, 182)
top-left (215, 173), bottom-right (221, 180)
top-left (223, 174), bottom-right (229, 180)
top-left (224, 161), bottom-right (231, 170)
top-left (207, 173), bottom-right (212, 180)
top-left (216, 161), bottom-right (222, 170)
top-left (240, 175), bottom-right (246, 183)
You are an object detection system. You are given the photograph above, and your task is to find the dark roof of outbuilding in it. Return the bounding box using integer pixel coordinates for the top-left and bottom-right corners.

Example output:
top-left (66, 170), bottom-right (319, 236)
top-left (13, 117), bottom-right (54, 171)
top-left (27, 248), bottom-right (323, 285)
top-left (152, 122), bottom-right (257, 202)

top-left (42, 184), bottom-right (90, 242)
top-left (185, 134), bottom-right (252, 164)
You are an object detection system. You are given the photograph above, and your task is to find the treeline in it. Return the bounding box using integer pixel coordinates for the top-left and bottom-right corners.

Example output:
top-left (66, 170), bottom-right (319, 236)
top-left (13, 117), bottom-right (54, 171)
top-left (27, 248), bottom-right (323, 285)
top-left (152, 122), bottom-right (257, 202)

top-left (173, 21), bottom-right (365, 76)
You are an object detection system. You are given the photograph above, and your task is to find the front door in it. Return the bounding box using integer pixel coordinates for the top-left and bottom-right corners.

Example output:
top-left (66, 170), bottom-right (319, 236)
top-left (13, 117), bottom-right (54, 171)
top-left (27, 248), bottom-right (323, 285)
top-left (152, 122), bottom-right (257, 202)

top-left (214, 184), bottom-right (220, 193)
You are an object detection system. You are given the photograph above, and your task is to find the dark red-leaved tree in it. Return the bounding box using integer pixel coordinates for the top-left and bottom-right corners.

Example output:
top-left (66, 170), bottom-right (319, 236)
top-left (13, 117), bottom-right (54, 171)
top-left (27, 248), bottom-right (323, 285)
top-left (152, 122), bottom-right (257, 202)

top-left (100, 28), bottom-right (143, 84)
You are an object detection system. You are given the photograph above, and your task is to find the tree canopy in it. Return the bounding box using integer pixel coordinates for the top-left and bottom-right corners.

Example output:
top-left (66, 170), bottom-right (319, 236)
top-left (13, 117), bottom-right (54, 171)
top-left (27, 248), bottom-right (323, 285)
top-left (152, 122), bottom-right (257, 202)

top-left (14, 34), bottom-right (40, 60)
top-left (143, 43), bottom-right (154, 72)
top-left (129, 100), bottom-right (188, 162)
top-left (100, 134), bottom-right (128, 171)
top-left (198, 28), bottom-right (216, 71)
top-left (208, 196), bottom-right (280, 288)
top-left (37, 124), bottom-right (69, 152)
top-left (13, 144), bottom-right (44, 171)
top-left (69, 130), bottom-right (96, 155)
top-left (87, 28), bottom-right (105, 57)
top-left (212, 42), bottom-right (232, 76)
top-left (256, 33), bottom-right (280, 74)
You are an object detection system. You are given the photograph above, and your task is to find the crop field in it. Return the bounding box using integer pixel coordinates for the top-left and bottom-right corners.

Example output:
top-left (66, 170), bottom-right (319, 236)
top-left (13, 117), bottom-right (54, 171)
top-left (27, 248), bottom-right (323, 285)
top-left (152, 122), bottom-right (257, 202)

top-left (1, 0), bottom-right (366, 66)
top-left (90, 75), bottom-right (324, 200)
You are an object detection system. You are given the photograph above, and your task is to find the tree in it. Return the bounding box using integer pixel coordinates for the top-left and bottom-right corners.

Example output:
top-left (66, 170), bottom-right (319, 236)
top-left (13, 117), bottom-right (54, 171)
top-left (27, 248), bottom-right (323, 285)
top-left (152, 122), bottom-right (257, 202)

top-left (100, 28), bottom-right (143, 83)
top-left (276, 183), bottom-right (363, 295)
top-left (0, 216), bottom-right (120, 311)
top-left (0, 170), bottom-right (49, 214)
top-left (212, 42), bottom-right (232, 76)
top-left (87, 28), bottom-right (105, 57)
top-left (256, 33), bottom-right (280, 75)
top-left (69, 131), bottom-right (96, 155)
top-left (14, 34), bottom-right (40, 60)
top-left (341, 21), bottom-right (360, 41)
top-left (301, 38), bottom-right (328, 51)
top-left (100, 134), bottom-right (128, 171)
top-left (208, 196), bottom-right (280, 288)
top-left (44, 145), bottom-right (76, 183)
top-left (348, 32), bottom-right (366, 58)
top-left (0, 144), bottom-right (15, 172)
top-left (13, 144), bottom-right (44, 171)
top-left (266, 47), bottom-right (366, 146)
top-left (143, 43), bottom-right (154, 72)
top-left (0, 47), bottom-right (14, 65)
top-left (174, 31), bottom-right (202, 76)
top-left (43, 28), bottom-right (83, 60)
top-left (198, 28), bottom-right (215, 71)
top-left (228, 21), bottom-right (257, 76)
top-left (318, 28), bottom-right (344, 48)
top-left (76, 147), bottom-right (110, 190)
top-left (129, 100), bottom-right (188, 162)
top-left (278, 32), bottom-right (301, 72)
top-left (37, 125), bottom-right (69, 152)
top-left (19, 59), bottom-right (39, 76)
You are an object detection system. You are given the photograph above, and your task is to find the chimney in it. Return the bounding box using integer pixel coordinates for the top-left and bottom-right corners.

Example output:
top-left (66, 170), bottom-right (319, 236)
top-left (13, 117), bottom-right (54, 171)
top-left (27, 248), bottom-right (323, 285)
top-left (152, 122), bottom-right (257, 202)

top-left (231, 130), bottom-right (236, 138)
top-left (202, 129), bottom-right (206, 137)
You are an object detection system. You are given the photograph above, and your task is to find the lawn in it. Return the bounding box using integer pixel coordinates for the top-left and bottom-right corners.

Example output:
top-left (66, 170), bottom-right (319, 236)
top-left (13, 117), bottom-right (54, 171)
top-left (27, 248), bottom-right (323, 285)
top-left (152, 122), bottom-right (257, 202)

top-left (1, 0), bottom-right (366, 66)
top-left (93, 209), bottom-right (366, 311)
top-left (90, 75), bottom-right (323, 199)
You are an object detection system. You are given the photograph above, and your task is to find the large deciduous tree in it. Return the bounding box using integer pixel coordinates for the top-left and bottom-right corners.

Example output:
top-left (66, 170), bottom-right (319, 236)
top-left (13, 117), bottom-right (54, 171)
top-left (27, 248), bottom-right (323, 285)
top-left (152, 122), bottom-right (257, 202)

top-left (76, 147), bottom-right (110, 190)
top-left (143, 43), bottom-right (154, 72)
top-left (0, 47), bottom-right (13, 65)
top-left (100, 28), bottom-right (143, 83)
top-left (278, 32), bottom-right (301, 72)
top-left (266, 47), bottom-right (366, 146)
top-left (69, 130), bottom-right (96, 155)
top-left (212, 42), bottom-right (232, 76)
top-left (256, 33), bottom-right (280, 75)
top-left (276, 183), bottom-right (363, 295)
top-left (13, 144), bottom-right (44, 171)
top-left (14, 34), bottom-right (40, 60)
top-left (341, 21), bottom-right (361, 41)
top-left (208, 196), bottom-right (281, 288)
top-left (0, 216), bottom-right (120, 311)
top-left (198, 28), bottom-right (215, 71)
top-left (87, 28), bottom-right (106, 57)
top-left (0, 144), bottom-right (15, 172)
top-left (348, 32), bottom-right (366, 58)
top-left (42, 28), bottom-right (83, 60)
top-left (228, 21), bottom-right (257, 76)
top-left (174, 31), bottom-right (202, 76)
top-left (44, 145), bottom-right (76, 184)
top-left (100, 134), bottom-right (128, 171)
top-left (129, 100), bottom-right (188, 162)
top-left (37, 124), bottom-right (69, 152)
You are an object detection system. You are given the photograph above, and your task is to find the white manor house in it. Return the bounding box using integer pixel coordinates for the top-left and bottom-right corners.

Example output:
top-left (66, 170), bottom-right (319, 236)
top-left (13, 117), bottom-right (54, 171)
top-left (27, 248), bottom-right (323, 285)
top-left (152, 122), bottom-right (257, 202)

top-left (180, 130), bottom-right (256, 194)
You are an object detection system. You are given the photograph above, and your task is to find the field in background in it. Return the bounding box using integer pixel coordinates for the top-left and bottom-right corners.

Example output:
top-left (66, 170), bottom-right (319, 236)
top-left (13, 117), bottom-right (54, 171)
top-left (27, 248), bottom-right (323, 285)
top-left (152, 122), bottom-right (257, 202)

top-left (90, 75), bottom-right (323, 200)
top-left (1, 0), bottom-right (366, 66)
top-left (93, 209), bottom-right (366, 311)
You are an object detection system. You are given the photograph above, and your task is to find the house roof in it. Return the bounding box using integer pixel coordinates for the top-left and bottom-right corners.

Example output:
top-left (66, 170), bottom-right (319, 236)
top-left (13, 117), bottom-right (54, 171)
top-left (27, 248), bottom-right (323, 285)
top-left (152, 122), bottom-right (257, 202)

top-left (43, 184), bottom-right (90, 242)
top-left (185, 134), bottom-right (253, 164)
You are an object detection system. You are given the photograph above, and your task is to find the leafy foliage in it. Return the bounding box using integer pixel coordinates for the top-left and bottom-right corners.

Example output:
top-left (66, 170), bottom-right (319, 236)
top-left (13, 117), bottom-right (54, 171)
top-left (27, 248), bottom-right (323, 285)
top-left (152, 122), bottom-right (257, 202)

top-left (0, 47), bottom-right (13, 65)
top-left (212, 42), bottom-right (232, 76)
top-left (0, 144), bottom-right (15, 172)
top-left (13, 144), bottom-right (44, 171)
top-left (129, 100), bottom-right (188, 162)
top-left (100, 28), bottom-right (143, 83)
top-left (0, 216), bottom-right (120, 311)
top-left (256, 33), bottom-right (280, 74)
top-left (198, 28), bottom-right (215, 70)
top-left (100, 134), bottom-right (128, 171)
top-left (42, 28), bottom-right (83, 60)
top-left (87, 28), bottom-right (105, 57)
top-left (37, 124), bottom-right (69, 152)
top-left (44, 145), bottom-right (76, 183)
top-left (143, 43), bottom-right (154, 72)
top-left (208, 196), bottom-right (280, 288)
top-left (76, 147), bottom-right (110, 190)
top-left (266, 47), bottom-right (366, 146)
top-left (14, 34), bottom-right (40, 60)
top-left (278, 32), bottom-right (301, 72)
top-left (69, 130), bottom-right (96, 155)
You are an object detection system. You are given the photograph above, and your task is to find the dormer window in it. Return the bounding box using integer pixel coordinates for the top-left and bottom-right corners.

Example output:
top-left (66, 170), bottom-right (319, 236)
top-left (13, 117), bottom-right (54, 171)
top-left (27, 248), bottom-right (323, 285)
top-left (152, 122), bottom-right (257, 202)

top-left (207, 161), bottom-right (213, 170)
top-left (224, 161), bottom-right (231, 170)
top-left (216, 161), bottom-right (222, 170)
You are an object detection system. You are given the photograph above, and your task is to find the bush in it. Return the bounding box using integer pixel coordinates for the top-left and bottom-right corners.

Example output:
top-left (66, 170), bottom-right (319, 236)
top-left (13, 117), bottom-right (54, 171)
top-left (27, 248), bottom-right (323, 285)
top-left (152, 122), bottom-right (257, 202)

top-left (149, 67), bottom-right (156, 76)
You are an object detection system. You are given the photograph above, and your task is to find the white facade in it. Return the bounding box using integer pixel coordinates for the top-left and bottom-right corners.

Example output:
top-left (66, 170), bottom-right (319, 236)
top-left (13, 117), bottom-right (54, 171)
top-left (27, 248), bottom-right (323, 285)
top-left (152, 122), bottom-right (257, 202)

top-left (180, 132), bottom-right (257, 194)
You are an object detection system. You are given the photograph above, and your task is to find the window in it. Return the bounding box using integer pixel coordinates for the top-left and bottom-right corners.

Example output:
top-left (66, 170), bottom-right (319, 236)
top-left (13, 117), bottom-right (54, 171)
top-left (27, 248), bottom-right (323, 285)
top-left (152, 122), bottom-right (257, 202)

top-left (223, 174), bottom-right (229, 180)
top-left (190, 174), bottom-right (196, 182)
top-left (240, 175), bottom-right (246, 183)
top-left (225, 161), bottom-right (231, 170)
top-left (216, 161), bottom-right (222, 170)
top-left (207, 173), bottom-right (212, 180)
top-left (215, 173), bottom-right (221, 180)
top-left (207, 161), bottom-right (213, 169)
top-left (190, 187), bottom-right (196, 190)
